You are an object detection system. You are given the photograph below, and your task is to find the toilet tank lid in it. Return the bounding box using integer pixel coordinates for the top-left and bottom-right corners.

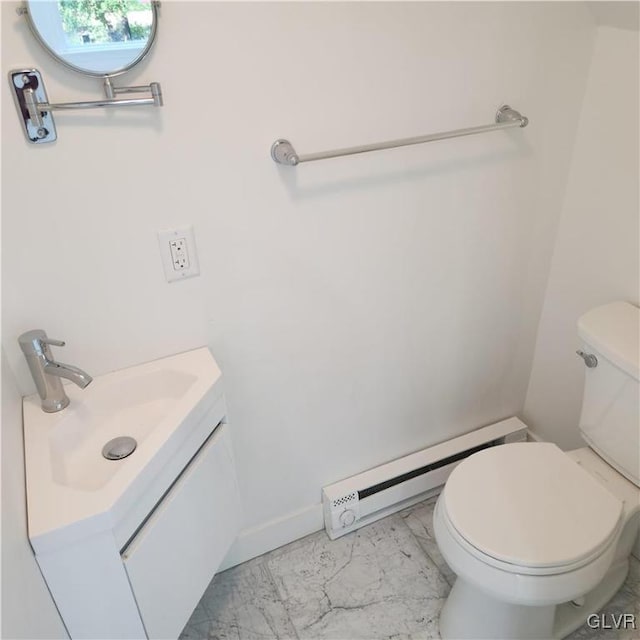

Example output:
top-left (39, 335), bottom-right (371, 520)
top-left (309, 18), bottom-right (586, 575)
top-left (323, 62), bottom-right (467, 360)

top-left (578, 301), bottom-right (639, 381)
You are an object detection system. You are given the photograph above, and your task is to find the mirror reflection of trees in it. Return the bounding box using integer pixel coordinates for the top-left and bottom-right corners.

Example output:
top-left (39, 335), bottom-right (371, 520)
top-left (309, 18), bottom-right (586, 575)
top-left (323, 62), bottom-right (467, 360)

top-left (58, 0), bottom-right (152, 45)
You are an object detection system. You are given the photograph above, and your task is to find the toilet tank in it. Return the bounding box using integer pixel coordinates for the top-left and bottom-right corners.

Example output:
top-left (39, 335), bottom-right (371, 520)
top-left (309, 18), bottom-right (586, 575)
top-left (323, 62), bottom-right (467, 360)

top-left (578, 301), bottom-right (639, 487)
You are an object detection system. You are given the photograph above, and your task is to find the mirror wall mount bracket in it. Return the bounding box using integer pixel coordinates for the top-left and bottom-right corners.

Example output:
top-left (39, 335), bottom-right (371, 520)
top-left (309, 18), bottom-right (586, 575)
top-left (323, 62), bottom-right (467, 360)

top-left (10, 69), bottom-right (57, 144)
top-left (9, 69), bottom-right (163, 145)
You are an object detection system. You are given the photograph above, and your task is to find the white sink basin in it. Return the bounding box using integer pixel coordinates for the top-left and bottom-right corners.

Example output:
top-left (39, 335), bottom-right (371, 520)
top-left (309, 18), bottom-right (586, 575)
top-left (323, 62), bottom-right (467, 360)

top-left (48, 369), bottom-right (198, 491)
top-left (23, 347), bottom-right (225, 554)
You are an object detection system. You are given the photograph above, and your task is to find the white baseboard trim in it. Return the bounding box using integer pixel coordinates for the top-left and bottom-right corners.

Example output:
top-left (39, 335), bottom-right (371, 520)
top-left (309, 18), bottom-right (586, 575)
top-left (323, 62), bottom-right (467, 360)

top-left (219, 503), bottom-right (324, 572)
top-left (526, 429), bottom-right (545, 442)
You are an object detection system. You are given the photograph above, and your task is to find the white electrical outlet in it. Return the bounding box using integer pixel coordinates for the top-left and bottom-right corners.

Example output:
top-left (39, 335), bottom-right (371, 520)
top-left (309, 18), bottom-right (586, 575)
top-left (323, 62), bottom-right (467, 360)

top-left (169, 238), bottom-right (190, 270)
top-left (157, 226), bottom-right (200, 282)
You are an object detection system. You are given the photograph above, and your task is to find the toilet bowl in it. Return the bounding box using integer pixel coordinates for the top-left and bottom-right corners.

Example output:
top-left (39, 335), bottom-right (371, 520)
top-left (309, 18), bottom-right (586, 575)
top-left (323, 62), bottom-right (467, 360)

top-left (433, 443), bottom-right (638, 639)
top-left (432, 301), bottom-right (640, 640)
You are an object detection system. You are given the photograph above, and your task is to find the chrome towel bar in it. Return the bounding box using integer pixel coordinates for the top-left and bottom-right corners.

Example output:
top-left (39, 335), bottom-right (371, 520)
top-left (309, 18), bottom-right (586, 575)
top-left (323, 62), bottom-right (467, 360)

top-left (271, 105), bottom-right (528, 166)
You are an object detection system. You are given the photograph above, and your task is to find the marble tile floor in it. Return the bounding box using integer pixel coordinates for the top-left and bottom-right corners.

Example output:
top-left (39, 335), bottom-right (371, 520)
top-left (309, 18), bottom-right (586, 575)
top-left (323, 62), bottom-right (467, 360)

top-left (180, 496), bottom-right (640, 640)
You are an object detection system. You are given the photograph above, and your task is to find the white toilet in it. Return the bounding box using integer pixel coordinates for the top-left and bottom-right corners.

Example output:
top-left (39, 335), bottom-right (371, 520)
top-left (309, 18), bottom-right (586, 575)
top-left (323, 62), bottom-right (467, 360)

top-left (433, 301), bottom-right (640, 640)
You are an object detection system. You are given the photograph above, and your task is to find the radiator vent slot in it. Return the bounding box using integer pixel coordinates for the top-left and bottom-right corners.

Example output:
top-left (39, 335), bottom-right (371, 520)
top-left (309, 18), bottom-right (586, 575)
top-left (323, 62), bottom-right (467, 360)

top-left (358, 439), bottom-right (499, 500)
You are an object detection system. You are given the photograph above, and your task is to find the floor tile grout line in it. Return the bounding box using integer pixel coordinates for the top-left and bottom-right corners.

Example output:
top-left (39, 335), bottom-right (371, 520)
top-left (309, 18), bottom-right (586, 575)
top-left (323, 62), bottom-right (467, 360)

top-left (261, 553), bottom-right (302, 640)
top-left (395, 505), bottom-right (454, 588)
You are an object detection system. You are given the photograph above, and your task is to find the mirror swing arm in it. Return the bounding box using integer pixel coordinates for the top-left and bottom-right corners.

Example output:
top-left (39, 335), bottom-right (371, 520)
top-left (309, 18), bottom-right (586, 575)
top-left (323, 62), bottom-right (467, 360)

top-left (10, 2), bottom-right (163, 145)
top-left (10, 70), bottom-right (163, 143)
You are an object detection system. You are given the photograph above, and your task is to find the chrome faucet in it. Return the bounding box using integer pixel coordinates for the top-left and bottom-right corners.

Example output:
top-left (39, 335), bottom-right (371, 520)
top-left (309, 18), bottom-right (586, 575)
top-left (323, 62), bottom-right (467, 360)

top-left (18, 330), bottom-right (92, 413)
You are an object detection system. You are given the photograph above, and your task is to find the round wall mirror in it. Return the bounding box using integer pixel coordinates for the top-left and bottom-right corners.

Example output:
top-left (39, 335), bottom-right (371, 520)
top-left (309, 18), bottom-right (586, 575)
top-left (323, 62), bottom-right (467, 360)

top-left (24, 0), bottom-right (158, 77)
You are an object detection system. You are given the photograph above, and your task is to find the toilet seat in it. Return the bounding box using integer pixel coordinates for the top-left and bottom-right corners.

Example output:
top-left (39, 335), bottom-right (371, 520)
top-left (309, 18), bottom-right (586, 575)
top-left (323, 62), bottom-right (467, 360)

top-left (434, 492), bottom-right (622, 606)
top-left (438, 490), bottom-right (620, 577)
top-left (442, 442), bottom-right (623, 572)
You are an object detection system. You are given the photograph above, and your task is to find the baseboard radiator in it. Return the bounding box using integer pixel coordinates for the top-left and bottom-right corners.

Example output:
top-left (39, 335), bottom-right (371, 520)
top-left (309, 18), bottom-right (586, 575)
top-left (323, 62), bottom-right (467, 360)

top-left (322, 417), bottom-right (527, 539)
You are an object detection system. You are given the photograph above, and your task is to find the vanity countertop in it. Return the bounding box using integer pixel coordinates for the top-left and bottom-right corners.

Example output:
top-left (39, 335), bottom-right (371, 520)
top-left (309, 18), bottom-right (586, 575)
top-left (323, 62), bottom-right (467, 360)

top-left (23, 347), bottom-right (225, 553)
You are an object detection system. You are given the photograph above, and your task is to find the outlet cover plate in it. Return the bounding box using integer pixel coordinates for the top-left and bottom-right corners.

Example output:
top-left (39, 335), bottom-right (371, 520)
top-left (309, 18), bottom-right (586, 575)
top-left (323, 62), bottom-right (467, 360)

top-left (157, 226), bottom-right (200, 283)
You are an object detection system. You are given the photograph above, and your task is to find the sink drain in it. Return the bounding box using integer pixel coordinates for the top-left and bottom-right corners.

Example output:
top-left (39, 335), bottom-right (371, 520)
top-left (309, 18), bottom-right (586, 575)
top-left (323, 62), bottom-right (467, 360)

top-left (102, 436), bottom-right (137, 460)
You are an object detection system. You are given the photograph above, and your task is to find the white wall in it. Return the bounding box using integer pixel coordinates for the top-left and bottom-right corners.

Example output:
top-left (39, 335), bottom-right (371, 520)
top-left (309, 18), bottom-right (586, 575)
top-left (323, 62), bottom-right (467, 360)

top-left (2, 2), bottom-right (595, 560)
top-left (523, 25), bottom-right (639, 450)
top-left (1, 351), bottom-right (69, 639)
top-left (588, 1), bottom-right (639, 30)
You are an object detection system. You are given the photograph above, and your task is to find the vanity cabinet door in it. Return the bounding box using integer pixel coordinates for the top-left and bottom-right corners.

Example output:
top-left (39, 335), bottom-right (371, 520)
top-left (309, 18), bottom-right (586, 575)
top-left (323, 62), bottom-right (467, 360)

top-left (123, 424), bottom-right (241, 639)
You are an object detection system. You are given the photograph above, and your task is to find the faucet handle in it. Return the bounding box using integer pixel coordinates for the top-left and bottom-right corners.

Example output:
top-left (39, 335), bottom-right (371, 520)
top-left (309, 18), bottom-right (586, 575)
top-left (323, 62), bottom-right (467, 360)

top-left (18, 330), bottom-right (64, 356)
top-left (41, 337), bottom-right (65, 347)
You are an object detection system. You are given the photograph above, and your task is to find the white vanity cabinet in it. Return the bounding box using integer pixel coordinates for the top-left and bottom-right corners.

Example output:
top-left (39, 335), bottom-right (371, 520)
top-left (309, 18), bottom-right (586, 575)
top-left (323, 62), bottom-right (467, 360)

top-left (36, 421), bottom-right (241, 639)
top-left (24, 348), bottom-right (241, 639)
top-left (123, 424), bottom-right (241, 639)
